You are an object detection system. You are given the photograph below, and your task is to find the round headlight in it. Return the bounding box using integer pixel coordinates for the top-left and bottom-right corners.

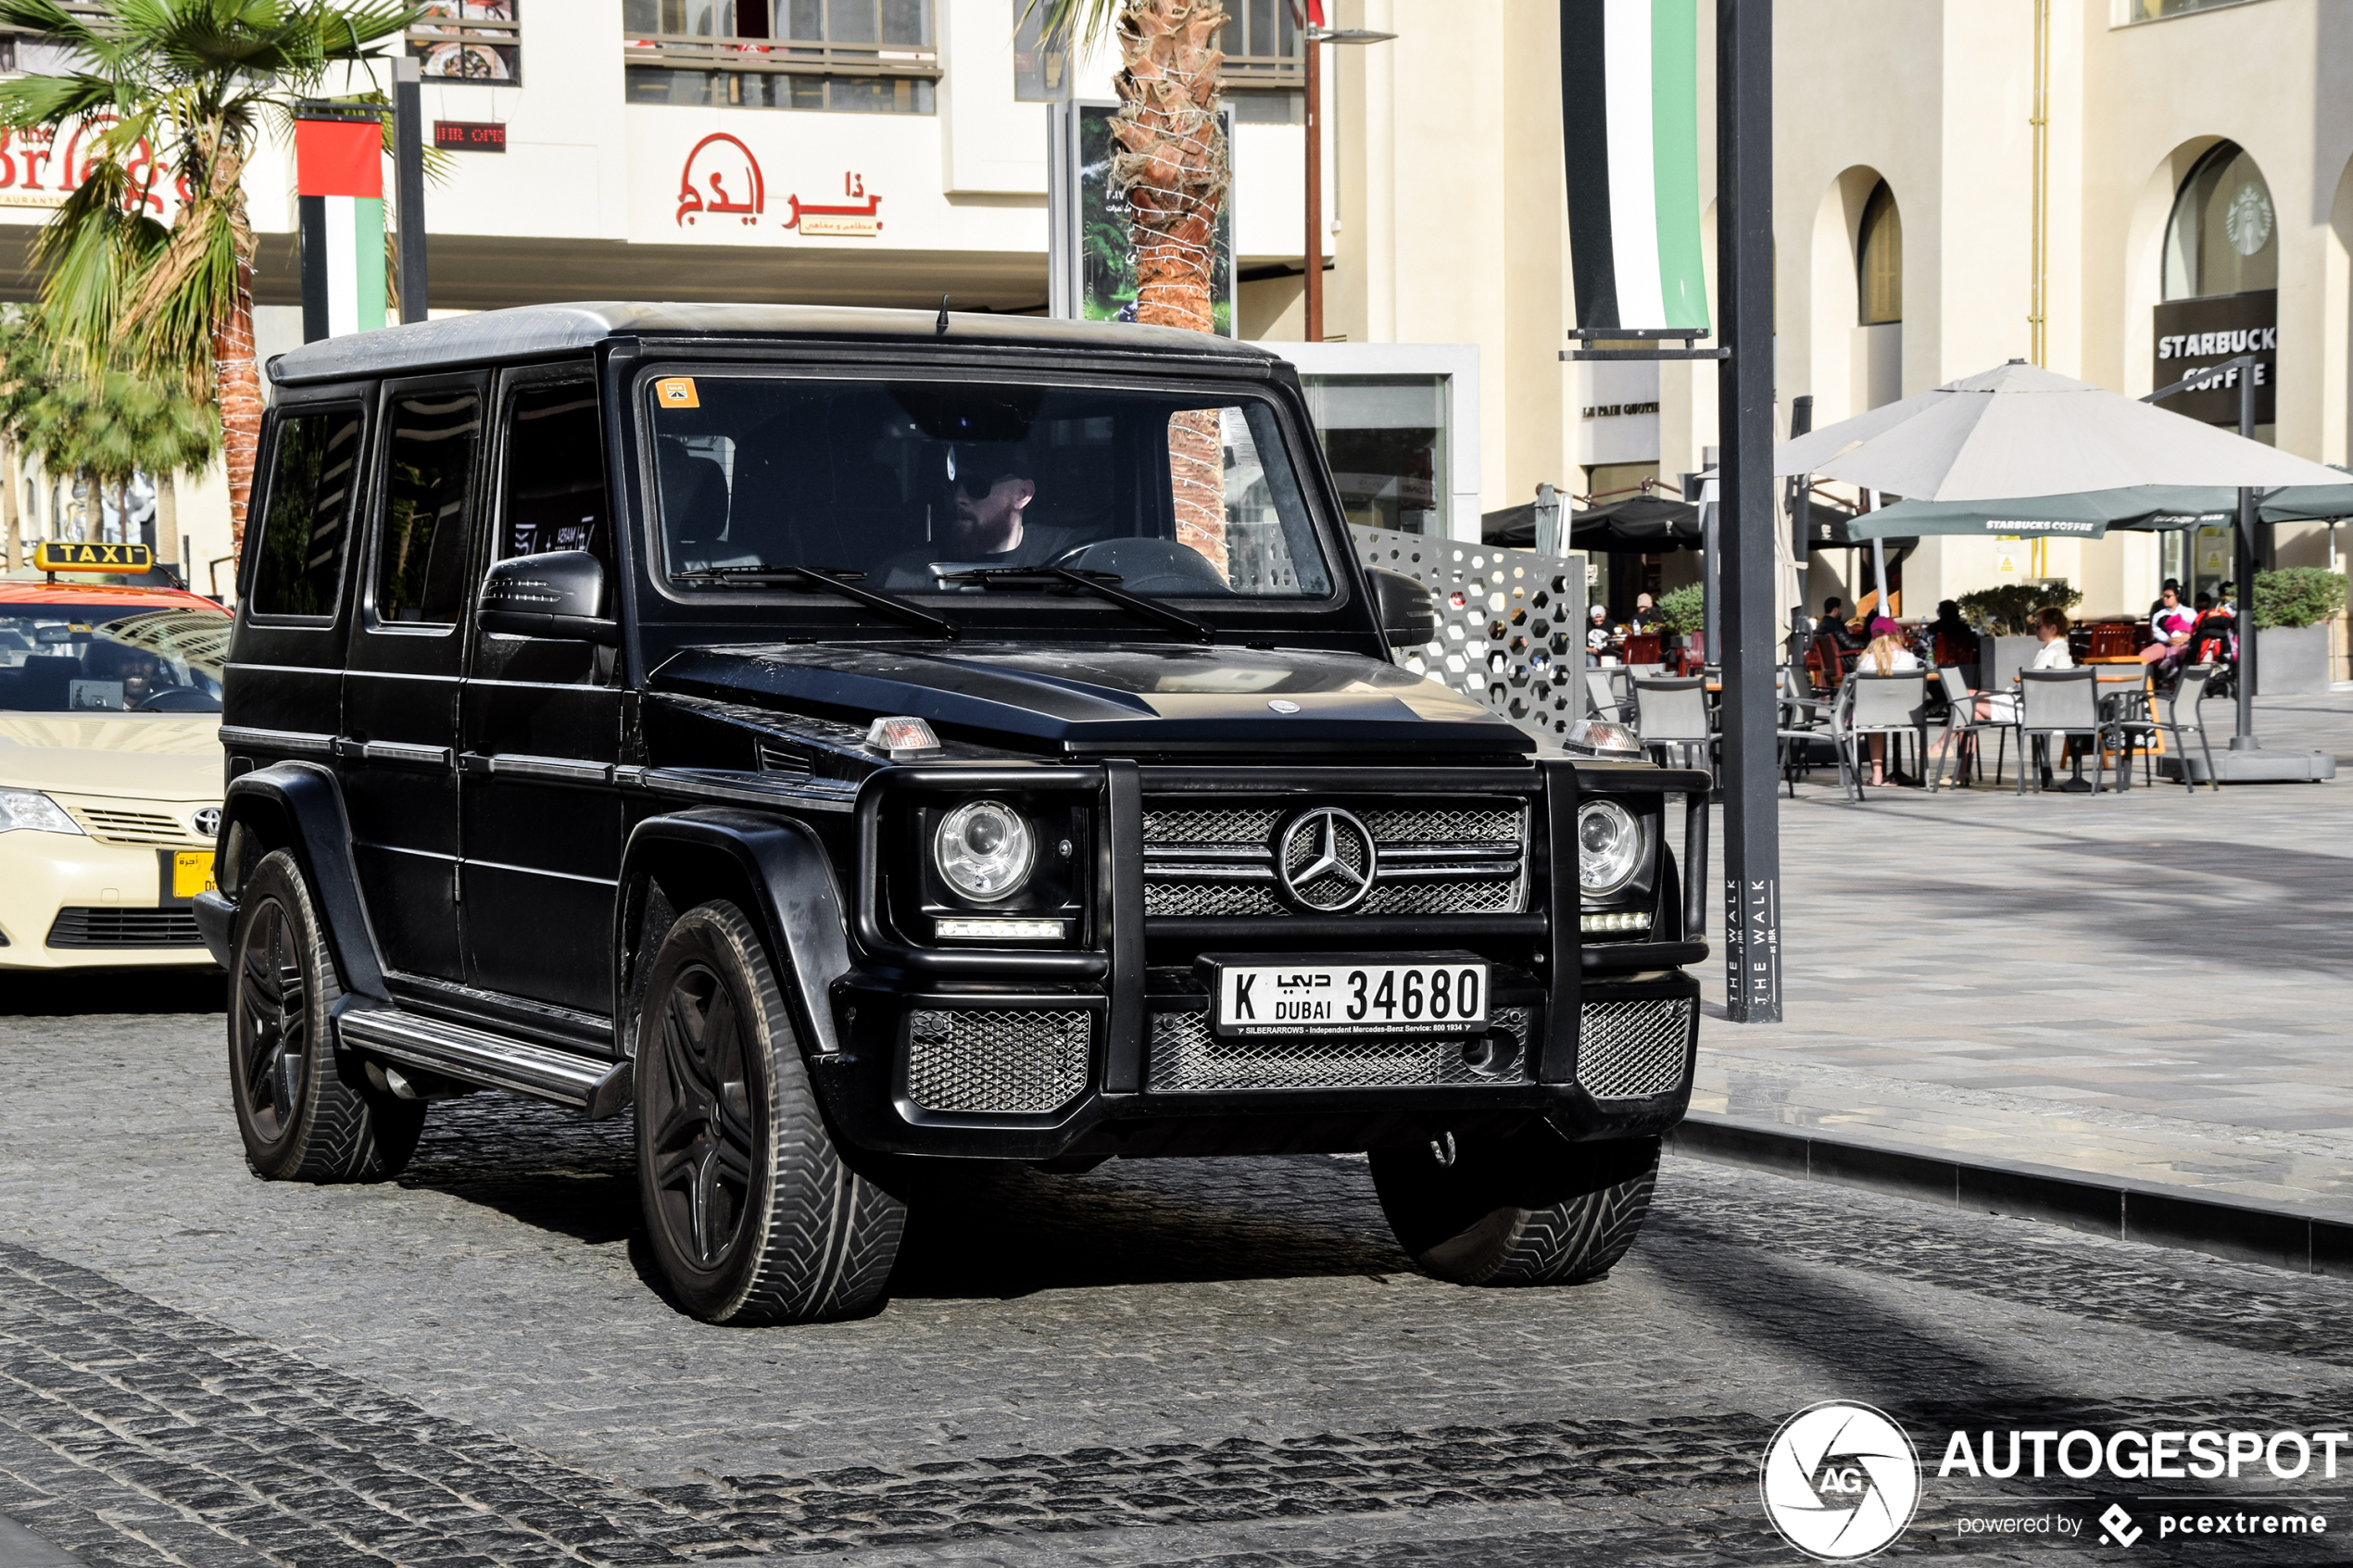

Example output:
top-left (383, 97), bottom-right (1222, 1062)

top-left (1576, 799), bottom-right (1642, 898)
top-left (935, 799), bottom-right (1035, 902)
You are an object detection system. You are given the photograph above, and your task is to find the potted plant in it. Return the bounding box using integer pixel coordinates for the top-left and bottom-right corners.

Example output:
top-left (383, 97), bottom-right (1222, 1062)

top-left (1652, 584), bottom-right (1706, 665)
top-left (2252, 567), bottom-right (2347, 696)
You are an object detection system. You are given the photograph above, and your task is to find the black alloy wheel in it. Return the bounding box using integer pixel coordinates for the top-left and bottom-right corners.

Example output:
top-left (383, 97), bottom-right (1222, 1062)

top-left (227, 850), bottom-right (423, 1181)
top-left (641, 959), bottom-right (759, 1273)
top-left (635, 901), bottom-right (907, 1324)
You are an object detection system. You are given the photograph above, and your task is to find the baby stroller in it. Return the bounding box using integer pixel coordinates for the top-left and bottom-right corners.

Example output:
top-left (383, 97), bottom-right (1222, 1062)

top-left (2177, 614), bottom-right (2238, 701)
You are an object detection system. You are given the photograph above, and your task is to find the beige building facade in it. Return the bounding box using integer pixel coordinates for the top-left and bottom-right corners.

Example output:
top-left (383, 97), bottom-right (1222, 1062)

top-left (1307, 0), bottom-right (2353, 621)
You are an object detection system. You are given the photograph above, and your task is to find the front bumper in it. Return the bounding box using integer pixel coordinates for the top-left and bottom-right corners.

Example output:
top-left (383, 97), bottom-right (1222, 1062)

top-left (0, 830), bottom-right (220, 970)
top-left (810, 756), bottom-right (1709, 1160)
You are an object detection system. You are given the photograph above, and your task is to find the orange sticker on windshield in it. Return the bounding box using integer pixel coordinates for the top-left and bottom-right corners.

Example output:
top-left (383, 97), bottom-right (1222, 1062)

top-left (654, 377), bottom-right (699, 409)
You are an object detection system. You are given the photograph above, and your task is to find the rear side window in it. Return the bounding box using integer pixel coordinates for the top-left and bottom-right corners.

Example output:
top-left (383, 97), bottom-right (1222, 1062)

top-left (501, 382), bottom-right (612, 571)
top-left (249, 408), bottom-right (362, 619)
top-left (375, 389), bottom-right (483, 624)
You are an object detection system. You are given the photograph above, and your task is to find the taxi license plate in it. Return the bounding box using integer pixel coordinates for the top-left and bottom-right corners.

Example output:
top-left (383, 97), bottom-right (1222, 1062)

top-left (1206, 954), bottom-right (1489, 1038)
top-left (171, 851), bottom-right (216, 899)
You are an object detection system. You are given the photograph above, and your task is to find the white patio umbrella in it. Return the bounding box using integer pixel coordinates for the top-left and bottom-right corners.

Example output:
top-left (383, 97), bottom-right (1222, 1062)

top-left (1775, 359), bottom-right (2347, 496)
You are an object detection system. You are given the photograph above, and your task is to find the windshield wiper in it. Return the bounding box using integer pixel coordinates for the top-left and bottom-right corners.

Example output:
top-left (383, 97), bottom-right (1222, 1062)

top-left (940, 567), bottom-right (1214, 645)
top-left (674, 564), bottom-right (959, 641)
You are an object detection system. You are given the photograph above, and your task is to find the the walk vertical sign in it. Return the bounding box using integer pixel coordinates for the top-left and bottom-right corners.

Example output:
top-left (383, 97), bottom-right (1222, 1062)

top-left (296, 106), bottom-right (387, 343)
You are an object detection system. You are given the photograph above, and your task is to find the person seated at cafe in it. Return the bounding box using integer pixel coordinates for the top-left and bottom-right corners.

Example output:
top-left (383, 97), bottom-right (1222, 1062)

top-left (1927, 599), bottom-right (1979, 668)
top-left (1585, 603), bottom-right (1613, 659)
top-left (1856, 627), bottom-right (1922, 786)
top-left (1627, 592), bottom-right (1659, 632)
top-left (1818, 596), bottom-right (1864, 652)
top-left (2141, 582), bottom-right (2198, 672)
top-left (1974, 607), bottom-right (2073, 727)
top-left (2188, 590), bottom-right (2237, 665)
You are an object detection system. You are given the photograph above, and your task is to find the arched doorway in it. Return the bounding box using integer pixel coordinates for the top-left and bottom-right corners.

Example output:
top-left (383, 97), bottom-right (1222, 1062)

top-left (2154, 141), bottom-right (2277, 596)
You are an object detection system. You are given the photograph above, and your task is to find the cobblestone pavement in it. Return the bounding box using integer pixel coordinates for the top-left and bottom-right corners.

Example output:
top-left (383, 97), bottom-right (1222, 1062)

top-left (3, 985), bottom-right (2353, 1564)
top-left (1695, 693), bottom-right (2353, 1211)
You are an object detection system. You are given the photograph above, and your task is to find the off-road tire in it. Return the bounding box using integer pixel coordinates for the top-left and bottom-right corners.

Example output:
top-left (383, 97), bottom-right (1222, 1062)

top-left (1370, 1125), bottom-right (1657, 1286)
top-left (635, 900), bottom-right (906, 1324)
top-left (228, 850), bottom-right (425, 1181)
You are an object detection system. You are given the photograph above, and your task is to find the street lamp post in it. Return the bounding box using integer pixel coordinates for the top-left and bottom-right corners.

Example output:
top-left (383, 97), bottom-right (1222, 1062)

top-left (1300, 6), bottom-right (1393, 345)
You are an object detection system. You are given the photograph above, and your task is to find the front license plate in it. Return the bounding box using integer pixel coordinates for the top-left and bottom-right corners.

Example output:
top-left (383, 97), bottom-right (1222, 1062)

top-left (1209, 957), bottom-right (1490, 1038)
top-left (171, 851), bottom-right (216, 899)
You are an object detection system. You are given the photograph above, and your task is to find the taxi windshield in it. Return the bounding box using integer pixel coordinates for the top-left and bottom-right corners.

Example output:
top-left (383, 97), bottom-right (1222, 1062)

top-left (648, 374), bottom-right (1333, 602)
top-left (0, 601), bottom-right (231, 713)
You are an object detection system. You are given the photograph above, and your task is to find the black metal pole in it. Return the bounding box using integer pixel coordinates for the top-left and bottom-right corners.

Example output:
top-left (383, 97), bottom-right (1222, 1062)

top-left (1787, 395), bottom-right (1812, 676)
top-left (1717, 0), bottom-right (1779, 1023)
top-left (394, 56), bottom-right (429, 325)
top-left (2233, 363), bottom-right (2258, 746)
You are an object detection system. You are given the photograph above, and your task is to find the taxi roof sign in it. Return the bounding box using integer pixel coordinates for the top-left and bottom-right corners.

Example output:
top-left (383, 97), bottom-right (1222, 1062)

top-left (33, 541), bottom-right (153, 574)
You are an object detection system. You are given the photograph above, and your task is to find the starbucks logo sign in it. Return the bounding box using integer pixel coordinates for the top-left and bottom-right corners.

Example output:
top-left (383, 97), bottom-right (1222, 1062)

top-left (2226, 182), bottom-right (2273, 257)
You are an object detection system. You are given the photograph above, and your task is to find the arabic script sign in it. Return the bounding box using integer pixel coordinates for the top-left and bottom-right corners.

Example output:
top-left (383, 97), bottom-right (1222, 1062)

top-left (786, 170), bottom-right (882, 236)
top-left (675, 132), bottom-right (764, 226)
top-left (672, 138), bottom-right (881, 238)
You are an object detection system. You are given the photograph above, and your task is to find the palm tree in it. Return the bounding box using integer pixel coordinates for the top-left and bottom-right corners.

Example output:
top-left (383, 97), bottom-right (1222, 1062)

top-left (0, 308), bottom-right (217, 561)
top-left (1031, 0), bottom-right (1232, 570)
top-left (0, 0), bottom-right (417, 558)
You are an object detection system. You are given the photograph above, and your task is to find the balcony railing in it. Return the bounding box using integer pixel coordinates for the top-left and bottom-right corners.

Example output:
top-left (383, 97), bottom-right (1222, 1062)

top-left (1219, 51), bottom-right (1304, 89)
top-left (623, 32), bottom-right (940, 81)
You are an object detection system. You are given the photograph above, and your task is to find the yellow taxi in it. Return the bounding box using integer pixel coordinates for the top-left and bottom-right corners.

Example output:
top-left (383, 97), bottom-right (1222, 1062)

top-left (0, 557), bottom-right (231, 969)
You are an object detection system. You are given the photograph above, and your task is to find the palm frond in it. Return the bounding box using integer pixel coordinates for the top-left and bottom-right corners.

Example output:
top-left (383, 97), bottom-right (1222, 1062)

top-left (0, 72), bottom-right (127, 130)
top-left (1022, 0), bottom-right (1124, 48)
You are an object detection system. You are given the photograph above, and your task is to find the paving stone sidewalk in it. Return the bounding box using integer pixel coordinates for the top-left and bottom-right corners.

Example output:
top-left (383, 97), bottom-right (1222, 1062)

top-left (1693, 692), bottom-right (2353, 1218)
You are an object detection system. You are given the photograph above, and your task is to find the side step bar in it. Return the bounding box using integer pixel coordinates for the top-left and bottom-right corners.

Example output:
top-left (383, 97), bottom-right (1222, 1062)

top-left (336, 1005), bottom-right (632, 1120)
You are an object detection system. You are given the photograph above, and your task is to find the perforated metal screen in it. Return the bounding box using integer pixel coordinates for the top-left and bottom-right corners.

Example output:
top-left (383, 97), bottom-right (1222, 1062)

top-left (1352, 526), bottom-right (1594, 746)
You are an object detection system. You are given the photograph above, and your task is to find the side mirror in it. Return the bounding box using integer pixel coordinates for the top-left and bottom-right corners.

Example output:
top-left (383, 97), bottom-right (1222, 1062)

top-left (477, 551), bottom-right (618, 645)
top-left (1370, 568), bottom-right (1437, 649)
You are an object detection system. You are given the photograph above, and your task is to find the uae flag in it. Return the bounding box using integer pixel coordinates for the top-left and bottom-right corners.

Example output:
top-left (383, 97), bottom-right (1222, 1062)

top-left (296, 110), bottom-right (387, 341)
top-left (1561, 0), bottom-right (1709, 335)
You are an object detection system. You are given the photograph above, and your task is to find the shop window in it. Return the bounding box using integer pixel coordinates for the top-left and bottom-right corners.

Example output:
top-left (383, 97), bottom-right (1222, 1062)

top-left (2116, 0), bottom-right (2262, 23)
top-left (623, 0), bottom-right (937, 113)
top-left (409, 2), bottom-right (521, 85)
top-left (1301, 374), bottom-right (1449, 536)
top-left (1857, 181), bottom-right (1902, 326)
top-left (2162, 141), bottom-right (2276, 301)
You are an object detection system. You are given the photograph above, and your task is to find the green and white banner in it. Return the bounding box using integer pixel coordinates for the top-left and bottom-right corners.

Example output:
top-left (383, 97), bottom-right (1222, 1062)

top-left (1561, 0), bottom-right (1709, 335)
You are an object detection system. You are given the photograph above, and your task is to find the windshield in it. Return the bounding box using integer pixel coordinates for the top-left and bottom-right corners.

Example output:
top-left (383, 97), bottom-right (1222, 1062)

top-left (647, 374), bottom-right (1332, 601)
top-left (0, 602), bottom-right (231, 713)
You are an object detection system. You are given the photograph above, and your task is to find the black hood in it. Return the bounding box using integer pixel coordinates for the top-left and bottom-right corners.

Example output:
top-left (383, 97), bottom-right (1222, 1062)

top-left (648, 642), bottom-right (1533, 756)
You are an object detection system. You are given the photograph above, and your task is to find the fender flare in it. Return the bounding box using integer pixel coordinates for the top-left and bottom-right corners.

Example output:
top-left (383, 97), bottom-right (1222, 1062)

top-left (211, 762), bottom-right (390, 1001)
top-left (616, 808), bottom-right (853, 1060)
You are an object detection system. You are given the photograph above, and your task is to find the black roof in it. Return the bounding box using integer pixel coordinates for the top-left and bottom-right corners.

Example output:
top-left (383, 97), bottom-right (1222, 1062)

top-left (267, 301), bottom-right (1282, 386)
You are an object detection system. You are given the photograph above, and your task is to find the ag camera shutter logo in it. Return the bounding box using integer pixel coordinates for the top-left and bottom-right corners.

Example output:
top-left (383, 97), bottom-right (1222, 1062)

top-left (1760, 1401), bottom-right (1921, 1561)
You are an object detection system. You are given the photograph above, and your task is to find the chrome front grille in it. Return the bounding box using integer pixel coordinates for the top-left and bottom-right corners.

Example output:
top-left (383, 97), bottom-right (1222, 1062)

top-left (1148, 1007), bottom-right (1533, 1092)
top-left (1140, 795), bottom-right (1529, 919)
top-left (1576, 997), bottom-right (1695, 1100)
top-left (905, 1009), bottom-right (1091, 1115)
top-left (63, 804), bottom-right (208, 848)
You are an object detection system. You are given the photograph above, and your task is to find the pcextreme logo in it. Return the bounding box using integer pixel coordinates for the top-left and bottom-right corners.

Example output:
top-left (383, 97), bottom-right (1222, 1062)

top-left (1760, 1401), bottom-right (1922, 1561)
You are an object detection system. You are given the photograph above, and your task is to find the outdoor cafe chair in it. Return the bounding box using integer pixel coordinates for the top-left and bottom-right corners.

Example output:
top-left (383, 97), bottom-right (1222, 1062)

top-left (2016, 668), bottom-right (2125, 796)
top-left (1583, 669), bottom-right (1624, 721)
top-left (1775, 667), bottom-right (1836, 797)
top-left (1831, 672), bottom-right (1930, 801)
top-left (1931, 665), bottom-right (2014, 789)
top-left (1630, 676), bottom-right (1713, 774)
top-left (2114, 662), bottom-right (2221, 794)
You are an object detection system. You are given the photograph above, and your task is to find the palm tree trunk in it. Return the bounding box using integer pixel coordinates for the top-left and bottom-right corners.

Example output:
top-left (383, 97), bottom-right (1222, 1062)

top-left (1109, 0), bottom-right (1231, 576)
top-left (213, 252), bottom-right (262, 560)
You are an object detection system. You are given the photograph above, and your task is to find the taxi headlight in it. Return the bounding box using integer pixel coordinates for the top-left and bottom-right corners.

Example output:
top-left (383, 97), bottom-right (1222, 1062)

top-left (934, 799), bottom-right (1035, 902)
top-left (1576, 798), bottom-right (1642, 898)
top-left (0, 789), bottom-right (82, 836)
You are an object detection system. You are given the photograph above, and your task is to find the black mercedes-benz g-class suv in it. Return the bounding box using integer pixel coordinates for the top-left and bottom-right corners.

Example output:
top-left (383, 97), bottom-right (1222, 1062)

top-left (197, 303), bottom-right (1706, 1324)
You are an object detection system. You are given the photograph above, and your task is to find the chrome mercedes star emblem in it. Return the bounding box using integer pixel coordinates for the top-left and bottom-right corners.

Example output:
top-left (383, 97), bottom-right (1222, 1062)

top-left (1266, 698), bottom-right (1302, 713)
top-left (1278, 807), bottom-right (1376, 912)
top-left (192, 807), bottom-right (222, 838)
